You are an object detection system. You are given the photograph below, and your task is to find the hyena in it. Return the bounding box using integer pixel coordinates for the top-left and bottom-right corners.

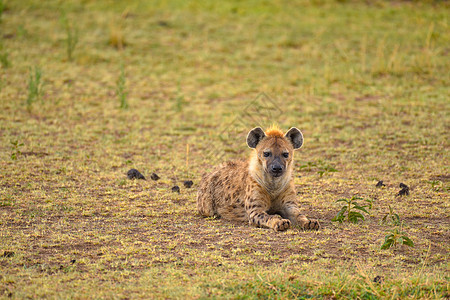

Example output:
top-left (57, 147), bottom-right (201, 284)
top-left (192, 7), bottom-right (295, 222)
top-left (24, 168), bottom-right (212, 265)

top-left (197, 126), bottom-right (320, 231)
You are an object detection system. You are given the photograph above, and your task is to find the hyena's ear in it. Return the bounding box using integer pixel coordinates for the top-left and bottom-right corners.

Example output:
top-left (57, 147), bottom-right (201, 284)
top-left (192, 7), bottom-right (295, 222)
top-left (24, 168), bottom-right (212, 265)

top-left (246, 127), bottom-right (266, 148)
top-left (285, 127), bottom-right (304, 149)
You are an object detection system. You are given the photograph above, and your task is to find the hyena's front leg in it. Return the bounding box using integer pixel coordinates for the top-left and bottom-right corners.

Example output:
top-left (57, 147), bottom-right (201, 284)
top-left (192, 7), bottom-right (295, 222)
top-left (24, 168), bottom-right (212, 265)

top-left (281, 197), bottom-right (320, 230)
top-left (245, 197), bottom-right (291, 231)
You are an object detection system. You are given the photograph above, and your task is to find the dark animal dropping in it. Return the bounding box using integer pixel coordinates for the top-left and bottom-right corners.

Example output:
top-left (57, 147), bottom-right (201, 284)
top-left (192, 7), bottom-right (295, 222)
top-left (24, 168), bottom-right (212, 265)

top-left (2, 251), bottom-right (14, 258)
top-left (397, 183), bottom-right (410, 196)
top-left (373, 275), bottom-right (383, 284)
top-left (157, 20), bottom-right (170, 27)
top-left (376, 180), bottom-right (386, 188)
top-left (150, 173), bottom-right (160, 181)
top-left (172, 185), bottom-right (180, 193)
top-left (183, 180), bottom-right (193, 188)
top-left (127, 169), bottom-right (146, 180)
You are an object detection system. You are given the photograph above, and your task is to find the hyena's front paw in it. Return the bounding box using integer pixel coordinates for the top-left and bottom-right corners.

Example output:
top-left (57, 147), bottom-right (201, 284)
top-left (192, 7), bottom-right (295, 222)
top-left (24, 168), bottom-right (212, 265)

top-left (268, 216), bottom-right (291, 231)
top-left (298, 216), bottom-right (320, 230)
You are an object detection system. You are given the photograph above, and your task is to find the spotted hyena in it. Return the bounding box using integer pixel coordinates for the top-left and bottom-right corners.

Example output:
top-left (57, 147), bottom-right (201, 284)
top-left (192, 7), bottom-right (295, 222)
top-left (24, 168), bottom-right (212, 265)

top-left (197, 126), bottom-right (320, 231)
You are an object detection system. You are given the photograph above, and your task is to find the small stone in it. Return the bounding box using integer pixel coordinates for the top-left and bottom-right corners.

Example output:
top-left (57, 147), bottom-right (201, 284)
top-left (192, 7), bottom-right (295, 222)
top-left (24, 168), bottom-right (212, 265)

top-left (127, 169), bottom-right (146, 180)
top-left (376, 180), bottom-right (386, 188)
top-left (157, 20), bottom-right (170, 27)
top-left (150, 173), bottom-right (160, 181)
top-left (171, 185), bottom-right (180, 193)
top-left (3, 33), bottom-right (15, 39)
top-left (183, 180), bottom-right (193, 188)
top-left (397, 183), bottom-right (410, 196)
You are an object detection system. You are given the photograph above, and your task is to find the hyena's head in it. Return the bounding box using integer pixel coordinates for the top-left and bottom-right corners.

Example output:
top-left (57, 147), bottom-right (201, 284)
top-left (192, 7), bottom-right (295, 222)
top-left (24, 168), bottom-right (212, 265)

top-left (247, 126), bottom-right (303, 178)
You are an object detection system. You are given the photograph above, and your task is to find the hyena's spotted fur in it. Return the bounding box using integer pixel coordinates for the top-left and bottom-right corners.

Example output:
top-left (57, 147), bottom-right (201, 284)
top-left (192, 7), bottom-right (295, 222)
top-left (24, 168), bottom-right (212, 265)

top-left (197, 126), bottom-right (320, 231)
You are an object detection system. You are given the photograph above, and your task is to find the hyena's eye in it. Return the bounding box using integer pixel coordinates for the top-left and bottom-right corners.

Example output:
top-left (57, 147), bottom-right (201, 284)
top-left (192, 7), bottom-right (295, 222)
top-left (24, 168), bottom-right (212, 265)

top-left (282, 152), bottom-right (289, 158)
top-left (263, 151), bottom-right (271, 157)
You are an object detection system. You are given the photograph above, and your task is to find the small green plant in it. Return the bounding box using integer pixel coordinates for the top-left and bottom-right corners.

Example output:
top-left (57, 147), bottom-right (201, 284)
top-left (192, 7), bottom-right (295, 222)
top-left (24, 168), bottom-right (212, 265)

top-left (298, 161), bottom-right (317, 172)
top-left (10, 139), bottom-right (24, 160)
top-left (380, 205), bottom-right (400, 226)
top-left (0, 0), bottom-right (4, 23)
top-left (332, 196), bottom-right (372, 224)
top-left (17, 25), bottom-right (29, 38)
top-left (0, 51), bottom-right (9, 68)
top-left (381, 222), bottom-right (414, 250)
top-left (60, 13), bottom-right (79, 61)
top-left (26, 66), bottom-right (43, 110)
top-left (0, 42), bottom-right (10, 68)
top-left (428, 180), bottom-right (445, 192)
top-left (0, 194), bottom-right (14, 207)
top-left (117, 64), bottom-right (128, 109)
top-left (173, 84), bottom-right (185, 112)
top-left (299, 160), bottom-right (338, 177)
top-left (317, 164), bottom-right (338, 177)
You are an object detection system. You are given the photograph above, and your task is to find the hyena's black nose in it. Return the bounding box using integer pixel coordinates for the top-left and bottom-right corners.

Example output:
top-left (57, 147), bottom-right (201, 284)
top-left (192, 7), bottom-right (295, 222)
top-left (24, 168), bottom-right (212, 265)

top-left (271, 165), bottom-right (283, 173)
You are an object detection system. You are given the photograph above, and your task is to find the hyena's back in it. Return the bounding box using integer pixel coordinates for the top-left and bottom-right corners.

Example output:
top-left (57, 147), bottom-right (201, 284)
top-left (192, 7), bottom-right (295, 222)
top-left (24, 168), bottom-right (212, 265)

top-left (197, 159), bottom-right (249, 222)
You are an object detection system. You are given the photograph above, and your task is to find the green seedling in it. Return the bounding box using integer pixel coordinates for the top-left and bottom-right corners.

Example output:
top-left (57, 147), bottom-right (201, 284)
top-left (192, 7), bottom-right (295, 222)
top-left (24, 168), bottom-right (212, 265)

top-left (0, 52), bottom-right (9, 68)
top-left (317, 164), bottom-right (338, 177)
top-left (0, 42), bottom-right (10, 68)
top-left (61, 13), bottom-right (79, 61)
top-left (299, 161), bottom-right (317, 172)
top-left (17, 25), bottom-right (29, 38)
top-left (10, 139), bottom-right (24, 160)
top-left (1, 194), bottom-right (14, 207)
top-left (299, 160), bottom-right (338, 177)
top-left (332, 196), bottom-right (372, 224)
top-left (381, 222), bottom-right (414, 250)
top-left (26, 66), bottom-right (43, 110)
top-left (428, 180), bottom-right (445, 192)
top-left (173, 84), bottom-right (185, 112)
top-left (117, 64), bottom-right (128, 109)
top-left (380, 205), bottom-right (400, 226)
top-left (0, 0), bottom-right (4, 23)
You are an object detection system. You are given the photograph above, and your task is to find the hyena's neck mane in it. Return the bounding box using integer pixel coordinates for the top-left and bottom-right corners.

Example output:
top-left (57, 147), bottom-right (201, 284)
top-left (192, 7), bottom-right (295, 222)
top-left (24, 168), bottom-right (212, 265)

top-left (248, 152), bottom-right (292, 197)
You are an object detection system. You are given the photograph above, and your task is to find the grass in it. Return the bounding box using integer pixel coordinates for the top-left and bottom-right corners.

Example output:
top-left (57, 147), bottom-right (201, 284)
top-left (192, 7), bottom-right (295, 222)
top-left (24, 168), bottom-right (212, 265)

top-left (117, 63), bottom-right (128, 109)
top-left (0, 0), bottom-right (449, 298)
top-left (0, 0), bottom-right (4, 23)
top-left (0, 42), bottom-right (9, 68)
top-left (25, 66), bottom-right (42, 110)
top-left (60, 12), bottom-right (79, 62)
top-left (9, 139), bottom-right (23, 160)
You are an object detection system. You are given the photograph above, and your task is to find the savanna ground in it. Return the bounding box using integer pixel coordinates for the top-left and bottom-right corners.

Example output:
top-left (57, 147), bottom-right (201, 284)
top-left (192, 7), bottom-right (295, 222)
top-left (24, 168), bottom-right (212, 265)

top-left (0, 0), bottom-right (449, 298)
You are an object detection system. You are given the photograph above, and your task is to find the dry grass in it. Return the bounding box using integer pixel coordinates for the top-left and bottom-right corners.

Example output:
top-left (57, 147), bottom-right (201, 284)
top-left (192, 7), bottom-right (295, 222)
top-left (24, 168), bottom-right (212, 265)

top-left (0, 0), bottom-right (449, 298)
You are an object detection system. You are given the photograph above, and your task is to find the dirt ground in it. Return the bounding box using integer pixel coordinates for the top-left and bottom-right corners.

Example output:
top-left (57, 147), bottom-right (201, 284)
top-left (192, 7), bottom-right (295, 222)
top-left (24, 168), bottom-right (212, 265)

top-left (1, 0), bottom-right (449, 298)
